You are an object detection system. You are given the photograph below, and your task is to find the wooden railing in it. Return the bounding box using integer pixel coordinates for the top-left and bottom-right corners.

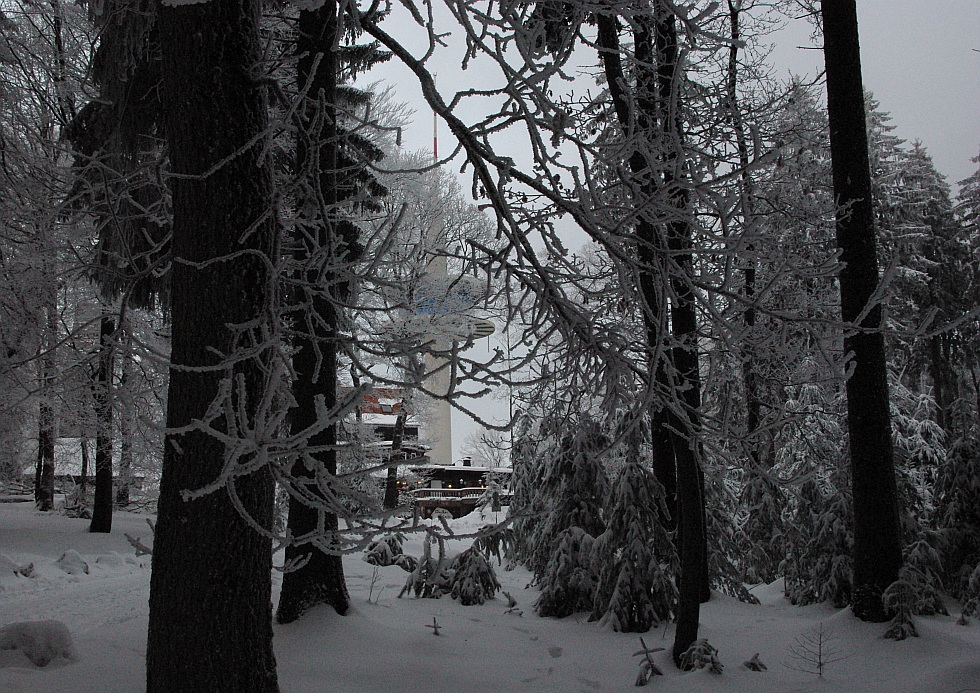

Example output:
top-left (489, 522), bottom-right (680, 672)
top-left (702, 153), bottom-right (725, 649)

top-left (412, 487), bottom-right (485, 501)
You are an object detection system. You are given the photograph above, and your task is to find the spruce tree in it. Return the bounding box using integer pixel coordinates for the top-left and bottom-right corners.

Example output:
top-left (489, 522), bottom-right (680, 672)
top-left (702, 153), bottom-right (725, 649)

top-left (591, 452), bottom-right (675, 632)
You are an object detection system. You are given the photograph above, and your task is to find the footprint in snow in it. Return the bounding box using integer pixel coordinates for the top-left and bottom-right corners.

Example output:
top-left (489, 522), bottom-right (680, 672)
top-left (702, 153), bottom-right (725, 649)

top-left (548, 646), bottom-right (563, 658)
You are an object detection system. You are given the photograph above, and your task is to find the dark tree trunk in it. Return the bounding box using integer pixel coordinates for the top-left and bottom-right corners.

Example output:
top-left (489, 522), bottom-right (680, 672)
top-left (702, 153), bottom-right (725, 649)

top-left (90, 314), bottom-right (114, 533)
top-left (116, 323), bottom-right (133, 508)
top-left (820, 0), bottom-right (903, 623)
top-left (146, 1), bottom-right (279, 690)
top-left (652, 3), bottom-right (709, 661)
top-left (277, 0), bottom-right (352, 624)
top-left (383, 406), bottom-right (408, 510)
top-left (596, 5), bottom-right (707, 664)
top-left (595, 11), bottom-right (677, 530)
top-left (928, 335), bottom-right (952, 434)
top-left (35, 402), bottom-right (55, 511)
top-left (79, 437), bottom-right (89, 497)
top-left (35, 288), bottom-right (58, 511)
top-left (727, 0), bottom-right (763, 470)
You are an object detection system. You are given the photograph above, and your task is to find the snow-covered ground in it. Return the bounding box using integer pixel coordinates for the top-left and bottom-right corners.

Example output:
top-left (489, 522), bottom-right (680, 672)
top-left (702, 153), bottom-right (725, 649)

top-left (1, 502), bottom-right (978, 692)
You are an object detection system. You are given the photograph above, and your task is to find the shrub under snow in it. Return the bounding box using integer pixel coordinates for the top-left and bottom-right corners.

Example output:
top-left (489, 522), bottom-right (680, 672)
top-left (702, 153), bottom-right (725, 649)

top-left (449, 548), bottom-right (501, 606)
top-left (0, 620), bottom-right (77, 667)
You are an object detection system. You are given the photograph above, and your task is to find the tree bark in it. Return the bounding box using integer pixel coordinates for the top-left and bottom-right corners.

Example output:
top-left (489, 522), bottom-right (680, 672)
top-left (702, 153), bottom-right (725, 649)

top-left (79, 436), bottom-right (89, 497)
top-left (595, 10), bottom-right (677, 529)
top-left (726, 0), bottom-right (763, 470)
top-left (35, 284), bottom-right (58, 511)
top-left (383, 406), bottom-right (408, 510)
top-left (651, 2), bottom-right (710, 661)
top-left (90, 314), bottom-right (114, 532)
top-left (146, 1), bottom-right (279, 690)
top-left (277, 0), bottom-right (353, 624)
top-left (596, 3), bottom-right (707, 664)
top-left (116, 321), bottom-right (133, 508)
top-left (820, 0), bottom-right (904, 623)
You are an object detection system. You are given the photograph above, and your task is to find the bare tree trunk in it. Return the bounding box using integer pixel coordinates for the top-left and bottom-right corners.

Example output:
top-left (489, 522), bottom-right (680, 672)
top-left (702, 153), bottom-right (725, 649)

top-left (820, 0), bottom-right (903, 623)
top-left (35, 284), bottom-right (58, 511)
top-left (90, 314), bottom-right (114, 532)
top-left (649, 1), bottom-right (710, 661)
top-left (596, 4), bottom-right (707, 664)
top-left (383, 406), bottom-right (408, 510)
top-left (116, 320), bottom-right (133, 507)
top-left (595, 11), bottom-right (677, 529)
top-left (726, 0), bottom-right (762, 469)
top-left (79, 436), bottom-right (89, 496)
top-left (146, 0), bottom-right (280, 689)
top-left (277, 0), bottom-right (353, 624)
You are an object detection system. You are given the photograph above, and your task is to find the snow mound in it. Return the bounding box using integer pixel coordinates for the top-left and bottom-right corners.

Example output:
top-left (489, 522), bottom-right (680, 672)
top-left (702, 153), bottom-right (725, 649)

top-left (55, 550), bottom-right (89, 576)
top-left (0, 620), bottom-right (78, 667)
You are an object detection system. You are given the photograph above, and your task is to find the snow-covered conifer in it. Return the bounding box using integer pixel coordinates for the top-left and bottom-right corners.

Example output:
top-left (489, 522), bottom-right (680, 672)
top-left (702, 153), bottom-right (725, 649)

top-left (528, 417), bottom-right (608, 581)
top-left (678, 638), bottom-right (723, 674)
top-left (934, 434), bottom-right (980, 600)
top-left (535, 526), bottom-right (598, 618)
top-left (591, 458), bottom-right (675, 631)
top-left (449, 547), bottom-right (501, 606)
top-left (784, 474), bottom-right (853, 608)
top-left (363, 533), bottom-right (405, 567)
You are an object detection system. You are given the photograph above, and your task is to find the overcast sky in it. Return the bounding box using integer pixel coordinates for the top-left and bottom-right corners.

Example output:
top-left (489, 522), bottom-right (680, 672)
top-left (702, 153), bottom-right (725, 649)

top-left (368, 2), bottom-right (980, 462)
top-left (770, 1), bottom-right (979, 188)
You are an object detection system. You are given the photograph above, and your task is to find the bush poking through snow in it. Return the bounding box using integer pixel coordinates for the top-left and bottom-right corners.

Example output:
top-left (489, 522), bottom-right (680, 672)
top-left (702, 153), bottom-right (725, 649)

top-left (399, 534), bottom-right (451, 599)
top-left (449, 547), bottom-right (501, 606)
top-left (632, 637), bottom-right (664, 686)
top-left (363, 533), bottom-right (405, 567)
top-left (591, 461), bottom-right (675, 632)
top-left (678, 638), bottom-right (723, 674)
top-left (953, 564), bottom-right (980, 623)
top-left (472, 524), bottom-right (515, 567)
top-left (0, 620), bottom-right (77, 667)
top-left (393, 554), bottom-right (418, 573)
top-left (55, 550), bottom-right (88, 575)
top-left (0, 554), bottom-right (34, 578)
top-left (783, 623), bottom-right (849, 677)
top-left (882, 575), bottom-right (919, 640)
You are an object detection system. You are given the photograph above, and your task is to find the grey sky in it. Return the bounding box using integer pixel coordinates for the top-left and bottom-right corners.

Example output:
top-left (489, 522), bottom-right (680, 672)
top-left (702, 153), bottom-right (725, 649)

top-left (770, 1), bottom-right (979, 188)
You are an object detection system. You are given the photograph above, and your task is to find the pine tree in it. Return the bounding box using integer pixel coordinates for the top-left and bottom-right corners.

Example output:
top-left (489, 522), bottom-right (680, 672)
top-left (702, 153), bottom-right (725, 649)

top-left (532, 415), bottom-right (608, 618)
top-left (591, 455), bottom-right (675, 632)
top-left (934, 434), bottom-right (980, 601)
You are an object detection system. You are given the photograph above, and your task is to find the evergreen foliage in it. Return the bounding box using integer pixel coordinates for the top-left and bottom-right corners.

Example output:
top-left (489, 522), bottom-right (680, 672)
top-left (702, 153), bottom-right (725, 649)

top-left (934, 434), bottom-right (980, 600)
top-left (784, 474), bottom-right (853, 608)
top-left (449, 547), bottom-right (501, 606)
top-left (705, 468), bottom-right (759, 604)
top-left (527, 416), bottom-right (608, 582)
top-left (363, 533), bottom-right (404, 567)
top-left (735, 468), bottom-right (784, 585)
top-left (591, 459), bottom-right (676, 631)
top-left (677, 638), bottom-right (723, 674)
top-left (535, 526), bottom-right (598, 619)
top-left (399, 534), bottom-right (451, 599)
